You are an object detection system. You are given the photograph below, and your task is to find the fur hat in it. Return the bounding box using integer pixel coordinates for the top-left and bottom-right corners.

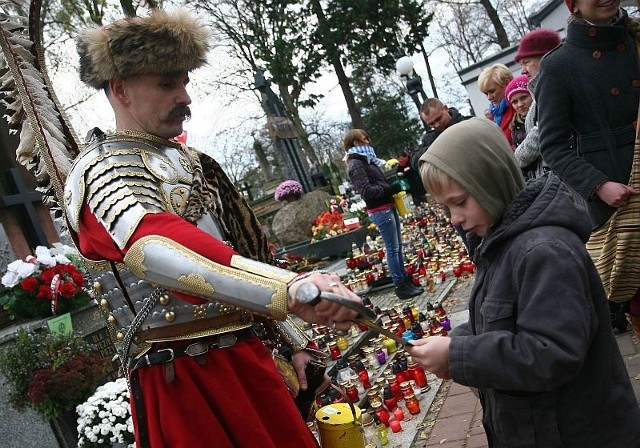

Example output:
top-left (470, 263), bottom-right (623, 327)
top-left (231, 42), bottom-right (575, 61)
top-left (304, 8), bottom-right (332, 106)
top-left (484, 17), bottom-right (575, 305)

top-left (77, 9), bottom-right (210, 89)
top-left (505, 75), bottom-right (530, 104)
top-left (514, 28), bottom-right (561, 62)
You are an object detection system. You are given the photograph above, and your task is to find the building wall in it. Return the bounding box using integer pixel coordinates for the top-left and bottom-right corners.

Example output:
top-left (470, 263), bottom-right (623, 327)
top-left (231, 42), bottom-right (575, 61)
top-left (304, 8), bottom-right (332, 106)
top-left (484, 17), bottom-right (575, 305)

top-left (458, 0), bottom-right (568, 115)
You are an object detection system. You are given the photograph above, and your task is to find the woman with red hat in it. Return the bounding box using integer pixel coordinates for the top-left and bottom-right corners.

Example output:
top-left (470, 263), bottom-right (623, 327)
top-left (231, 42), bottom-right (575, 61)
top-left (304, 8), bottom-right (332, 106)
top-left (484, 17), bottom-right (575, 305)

top-left (512, 28), bottom-right (561, 179)
top-left (537, 0), bottom-right (640, 336)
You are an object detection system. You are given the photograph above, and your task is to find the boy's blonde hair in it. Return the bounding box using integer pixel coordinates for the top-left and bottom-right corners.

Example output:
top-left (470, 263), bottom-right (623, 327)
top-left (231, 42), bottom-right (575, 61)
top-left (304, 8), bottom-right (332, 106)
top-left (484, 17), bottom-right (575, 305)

top-left (477, 63), bottom-right (514, 92)
top-left (419, 162), bottom-right (454, 198)
top-left (343, 129), bottom-right (371, 151)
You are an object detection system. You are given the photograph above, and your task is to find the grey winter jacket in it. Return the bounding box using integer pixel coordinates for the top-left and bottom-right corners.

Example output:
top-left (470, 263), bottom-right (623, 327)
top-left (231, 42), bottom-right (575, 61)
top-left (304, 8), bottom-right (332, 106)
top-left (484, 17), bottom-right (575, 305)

top-left (537, 12), bottom-right (639, 229)
top-left (514, 75), bottom-right (546, 180)
top-left (449, 174), bottom-right (640, 448)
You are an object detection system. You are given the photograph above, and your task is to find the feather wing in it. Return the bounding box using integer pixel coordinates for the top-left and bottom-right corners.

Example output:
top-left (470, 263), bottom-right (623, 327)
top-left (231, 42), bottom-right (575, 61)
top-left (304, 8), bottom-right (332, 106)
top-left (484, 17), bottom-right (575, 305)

top-left (0, 0), bottom-right (81, 216)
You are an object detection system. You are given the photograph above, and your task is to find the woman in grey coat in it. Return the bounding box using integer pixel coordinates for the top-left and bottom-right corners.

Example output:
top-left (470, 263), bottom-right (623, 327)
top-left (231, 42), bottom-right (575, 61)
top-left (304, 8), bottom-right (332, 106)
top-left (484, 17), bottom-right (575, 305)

top-left (536, 0), bottom-right (640, 334)
top-left (410, 118), bottom-right (640, 448)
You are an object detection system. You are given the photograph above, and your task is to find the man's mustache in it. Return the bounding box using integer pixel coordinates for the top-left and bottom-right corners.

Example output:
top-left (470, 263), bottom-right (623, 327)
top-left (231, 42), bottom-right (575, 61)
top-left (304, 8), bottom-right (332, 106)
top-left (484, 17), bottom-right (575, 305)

top-left (166, 105), bottom-right (191, 122)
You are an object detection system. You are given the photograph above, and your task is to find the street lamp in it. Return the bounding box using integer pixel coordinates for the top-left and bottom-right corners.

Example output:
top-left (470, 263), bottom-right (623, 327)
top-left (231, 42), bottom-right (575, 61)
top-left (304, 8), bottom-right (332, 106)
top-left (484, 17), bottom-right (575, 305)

top-left (396, 56), bottom-right (429, 130)
top-left (396, 56), bottom-right (428, 110)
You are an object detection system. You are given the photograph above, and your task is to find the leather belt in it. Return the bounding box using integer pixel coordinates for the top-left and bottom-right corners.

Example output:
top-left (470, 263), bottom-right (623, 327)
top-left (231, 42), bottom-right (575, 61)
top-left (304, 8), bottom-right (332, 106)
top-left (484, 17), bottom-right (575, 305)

top-left (129, 328), bottom-right (255, 370)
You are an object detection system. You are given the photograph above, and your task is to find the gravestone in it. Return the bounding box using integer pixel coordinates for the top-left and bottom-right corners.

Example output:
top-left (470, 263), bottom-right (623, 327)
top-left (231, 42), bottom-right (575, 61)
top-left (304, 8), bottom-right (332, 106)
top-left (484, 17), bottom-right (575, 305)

top-left (0, 224), bottom-right (15, 273)
top-left (271, 190), bottom-right (332, 246)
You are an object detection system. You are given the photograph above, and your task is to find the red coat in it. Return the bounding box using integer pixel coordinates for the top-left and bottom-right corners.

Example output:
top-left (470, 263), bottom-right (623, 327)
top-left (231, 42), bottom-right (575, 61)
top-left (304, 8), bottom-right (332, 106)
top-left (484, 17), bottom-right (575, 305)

top-left (498, 105), bottom-right (516, 149)
top-left (78, 208), bottom-right (319, 448)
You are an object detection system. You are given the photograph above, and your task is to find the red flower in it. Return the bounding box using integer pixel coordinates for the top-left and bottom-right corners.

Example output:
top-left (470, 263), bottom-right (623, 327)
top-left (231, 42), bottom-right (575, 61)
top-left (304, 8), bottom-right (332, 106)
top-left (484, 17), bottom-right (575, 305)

top-left (40, 268), bottom-right (56, 283)
top-left (58, 283), bottom-right (77, 299)
top-left (36, 285), bottom-right (51, 300)
top-left (20, 277), bottom-right (38, 293)
top-left (71, 272), bottom-right (85, 287)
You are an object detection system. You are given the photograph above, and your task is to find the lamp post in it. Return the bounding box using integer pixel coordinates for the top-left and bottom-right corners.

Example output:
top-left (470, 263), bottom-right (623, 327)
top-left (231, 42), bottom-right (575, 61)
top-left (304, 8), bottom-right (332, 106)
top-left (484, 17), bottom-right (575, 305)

top-left (396, 56), bottom-right (429, 131)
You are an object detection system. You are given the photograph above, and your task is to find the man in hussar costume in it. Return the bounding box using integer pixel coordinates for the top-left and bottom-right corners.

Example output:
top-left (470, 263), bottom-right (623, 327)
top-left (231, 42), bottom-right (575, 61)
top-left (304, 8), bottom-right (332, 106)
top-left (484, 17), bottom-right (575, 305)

top-left (65, 8), bottom-right (359, 447)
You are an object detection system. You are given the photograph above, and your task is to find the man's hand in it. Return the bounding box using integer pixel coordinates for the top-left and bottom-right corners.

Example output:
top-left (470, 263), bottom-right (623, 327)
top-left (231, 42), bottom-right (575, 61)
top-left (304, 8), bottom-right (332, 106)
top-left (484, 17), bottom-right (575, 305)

top-left (595, 181), bottom-right (639, 208)
top-left (291, 351), bottom-right (330, 394)
top-left (287, 272), bottom-right (360, 330)
top-left (406, 336), bottom-right (452, 380)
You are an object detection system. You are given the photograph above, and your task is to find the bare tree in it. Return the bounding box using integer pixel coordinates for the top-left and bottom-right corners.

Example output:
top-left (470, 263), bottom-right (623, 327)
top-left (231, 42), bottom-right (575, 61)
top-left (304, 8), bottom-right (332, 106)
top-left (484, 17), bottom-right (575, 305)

top-left (428, 0), bottom-right (534, 72)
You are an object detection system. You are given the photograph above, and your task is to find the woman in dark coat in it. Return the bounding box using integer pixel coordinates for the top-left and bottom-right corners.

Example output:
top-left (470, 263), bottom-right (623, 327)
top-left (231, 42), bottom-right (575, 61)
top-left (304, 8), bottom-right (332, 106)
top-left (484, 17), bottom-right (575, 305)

top-left (536, 0), bottom-right (640, 335)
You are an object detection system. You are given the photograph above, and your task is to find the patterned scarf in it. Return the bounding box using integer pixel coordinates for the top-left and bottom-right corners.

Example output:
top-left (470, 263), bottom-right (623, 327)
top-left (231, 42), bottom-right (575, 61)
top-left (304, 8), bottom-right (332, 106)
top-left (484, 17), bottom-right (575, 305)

top-left (347, 145), bottom-right (385, 167)
top-left (489, 98), bottom-right (509, 125)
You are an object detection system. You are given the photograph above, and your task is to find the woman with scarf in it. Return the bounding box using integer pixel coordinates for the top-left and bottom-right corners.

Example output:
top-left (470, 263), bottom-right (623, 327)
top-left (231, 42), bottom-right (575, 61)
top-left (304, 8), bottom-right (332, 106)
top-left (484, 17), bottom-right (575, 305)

top-left (344, 129), bottom-right (423, 300)
top-left (478, 63), bottom-right (515, 147)
top-left (537, 0), bottom-right (640, 336)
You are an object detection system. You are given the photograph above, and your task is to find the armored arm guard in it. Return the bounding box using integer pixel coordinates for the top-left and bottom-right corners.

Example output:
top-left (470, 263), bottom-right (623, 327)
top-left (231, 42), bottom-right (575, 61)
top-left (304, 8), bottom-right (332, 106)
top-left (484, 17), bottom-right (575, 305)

top-left (65, 135), bottom-right (298, 321)
top-left (123, 236), bottom-right (295, 320)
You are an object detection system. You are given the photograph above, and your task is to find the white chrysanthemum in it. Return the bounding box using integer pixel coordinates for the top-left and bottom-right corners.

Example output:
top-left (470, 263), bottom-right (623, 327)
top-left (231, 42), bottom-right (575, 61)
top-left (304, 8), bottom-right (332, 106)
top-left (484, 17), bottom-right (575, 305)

top-left (77, 378), bottom-right (135, 447)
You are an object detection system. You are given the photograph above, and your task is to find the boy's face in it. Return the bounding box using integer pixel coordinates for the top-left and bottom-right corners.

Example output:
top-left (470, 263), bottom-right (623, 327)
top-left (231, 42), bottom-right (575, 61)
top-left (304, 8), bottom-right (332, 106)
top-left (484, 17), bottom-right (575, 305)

top-left (510, 92), bottom-right (533, 117)
top-left (433, 179), bottom-right (492, 237)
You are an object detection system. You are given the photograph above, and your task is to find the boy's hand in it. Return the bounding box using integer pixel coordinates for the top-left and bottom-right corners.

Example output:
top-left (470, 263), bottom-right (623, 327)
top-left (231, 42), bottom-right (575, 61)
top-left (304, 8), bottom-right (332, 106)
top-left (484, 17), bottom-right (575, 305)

top-left (407, 336), bottom-right (452, 379)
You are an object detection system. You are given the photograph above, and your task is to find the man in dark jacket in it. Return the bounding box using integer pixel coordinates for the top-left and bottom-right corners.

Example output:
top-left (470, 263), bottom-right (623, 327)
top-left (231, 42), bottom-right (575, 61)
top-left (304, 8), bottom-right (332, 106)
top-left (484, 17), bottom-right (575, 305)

top-left (409, 98), bottom-right (471, 171)
top-left (410, 98), bottom-right (472, 252)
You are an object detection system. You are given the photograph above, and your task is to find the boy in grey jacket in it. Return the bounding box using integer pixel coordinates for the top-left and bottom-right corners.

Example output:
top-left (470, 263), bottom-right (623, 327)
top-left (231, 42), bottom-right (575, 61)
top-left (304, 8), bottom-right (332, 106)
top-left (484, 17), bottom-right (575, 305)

top-left (409, 118), bottom-right (640, 448)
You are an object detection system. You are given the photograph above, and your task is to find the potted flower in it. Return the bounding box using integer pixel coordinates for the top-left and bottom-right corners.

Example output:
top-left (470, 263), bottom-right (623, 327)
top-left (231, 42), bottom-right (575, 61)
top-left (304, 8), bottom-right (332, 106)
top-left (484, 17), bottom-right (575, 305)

top-left (76, 378), bottom-right (136, 448)
top-left (274, 179), bottom-right (303, 202)
top-left (0, 328), bottom-right (109, 423)
top-left (0, 245), bottom-right (91, 320)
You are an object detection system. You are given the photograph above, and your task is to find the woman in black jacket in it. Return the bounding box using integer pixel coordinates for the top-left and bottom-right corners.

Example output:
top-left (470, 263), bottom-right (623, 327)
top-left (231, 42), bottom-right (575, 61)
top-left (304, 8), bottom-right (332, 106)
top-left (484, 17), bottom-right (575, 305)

top-left (344, 129), bottom-right (423, 300)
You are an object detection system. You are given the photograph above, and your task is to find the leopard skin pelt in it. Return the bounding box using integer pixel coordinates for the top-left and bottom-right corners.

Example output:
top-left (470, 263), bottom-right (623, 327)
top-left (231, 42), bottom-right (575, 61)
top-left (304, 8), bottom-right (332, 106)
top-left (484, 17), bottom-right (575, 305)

top-left (182, 147), bottom-right (273, 264)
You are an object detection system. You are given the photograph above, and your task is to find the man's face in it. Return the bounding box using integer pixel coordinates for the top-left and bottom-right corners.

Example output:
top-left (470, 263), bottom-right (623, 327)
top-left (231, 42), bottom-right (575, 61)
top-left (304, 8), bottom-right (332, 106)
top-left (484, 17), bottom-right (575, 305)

top-left (119, 72), bottom-right (192, 139)
top-left (421, 106), bottom-right (452, 132)
top-left (433, 178), bottom-right (492, 237)
top-left (519, 57), bottom-right (542, 78)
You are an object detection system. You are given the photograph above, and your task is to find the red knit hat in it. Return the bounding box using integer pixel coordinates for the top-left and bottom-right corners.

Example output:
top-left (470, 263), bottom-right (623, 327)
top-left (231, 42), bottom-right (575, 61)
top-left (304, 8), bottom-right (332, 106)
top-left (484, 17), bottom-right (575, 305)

top-left (514, 28), bottom-right (562, 62)
top-left (565, 0), bottom-right (575, 12)
top-left (505, 75), bottom-right (530, 104)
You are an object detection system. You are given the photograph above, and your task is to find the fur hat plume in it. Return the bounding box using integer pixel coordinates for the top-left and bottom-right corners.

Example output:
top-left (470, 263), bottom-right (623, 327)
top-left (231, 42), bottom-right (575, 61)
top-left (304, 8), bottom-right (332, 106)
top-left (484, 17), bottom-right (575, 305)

top-left (77, 9), bottom-right (210, 89)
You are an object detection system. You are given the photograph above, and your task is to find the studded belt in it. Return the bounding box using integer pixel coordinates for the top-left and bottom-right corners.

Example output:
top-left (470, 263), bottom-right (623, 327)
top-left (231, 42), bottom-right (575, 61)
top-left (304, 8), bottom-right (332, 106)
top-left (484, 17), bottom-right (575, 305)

top-left (129, 328), bottom-right (255, 370)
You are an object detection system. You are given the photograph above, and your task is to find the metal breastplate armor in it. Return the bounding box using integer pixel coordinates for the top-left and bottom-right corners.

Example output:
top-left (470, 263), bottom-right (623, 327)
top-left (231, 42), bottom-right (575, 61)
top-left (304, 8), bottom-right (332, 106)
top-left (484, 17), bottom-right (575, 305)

top-left (64, 133), bottom-right (309, 358)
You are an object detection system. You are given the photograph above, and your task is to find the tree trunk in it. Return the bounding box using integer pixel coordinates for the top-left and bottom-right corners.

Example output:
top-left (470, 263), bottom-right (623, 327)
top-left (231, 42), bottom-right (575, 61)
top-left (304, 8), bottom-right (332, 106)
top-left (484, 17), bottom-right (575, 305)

top-left (309, 0), bottom-right (365, 129)
top-left (478, 0), bottom-right (510, 48)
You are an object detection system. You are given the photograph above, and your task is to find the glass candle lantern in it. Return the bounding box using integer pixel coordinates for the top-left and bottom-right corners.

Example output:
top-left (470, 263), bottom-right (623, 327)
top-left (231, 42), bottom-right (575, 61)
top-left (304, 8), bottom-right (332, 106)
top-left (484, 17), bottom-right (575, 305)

top-left (405, 394), bottom-right (421, 415)
top-left (375, 347), bottom-right (386, 365)
top-left (328, 341), bottom-right (341, 360)
top-left (336, 335), bottom-right (349, 352)
top-left (408, 360), bottom-right (429, 390)
top-left (370, 399), bottom-right (390, 427)
top-left (363, 347), bottom-right (379, 369)
top-left (382, 336), bottom-right (397, 355)
top-left (345, 382), bottom-right (360, 402)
